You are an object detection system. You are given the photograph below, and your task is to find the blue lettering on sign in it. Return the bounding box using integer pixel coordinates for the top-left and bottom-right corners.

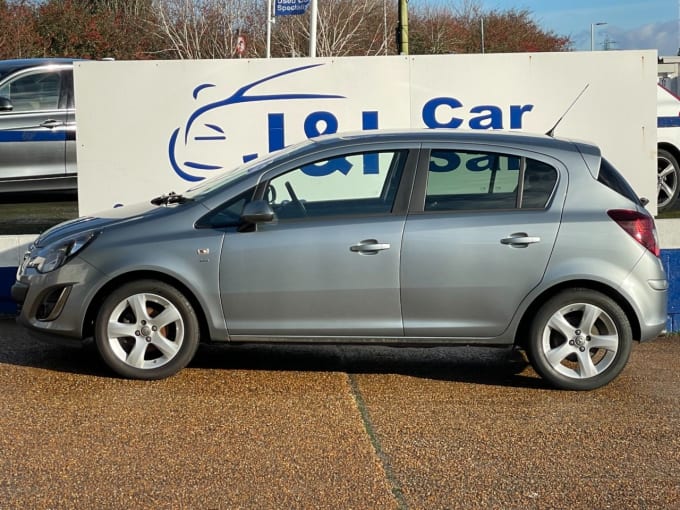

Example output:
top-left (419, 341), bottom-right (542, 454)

top-left (422, 97), bottom-right (534, 130)
top-left (168, 63), bottom-right (535, 182)
top-left (429, 151), bottom-right (461, 172)
top-left (266, 110), bottom-right (382, 177)
top-left (430, 151), bottom-right (521, 173)
top-left (275, 0), bottom-right (310, 16)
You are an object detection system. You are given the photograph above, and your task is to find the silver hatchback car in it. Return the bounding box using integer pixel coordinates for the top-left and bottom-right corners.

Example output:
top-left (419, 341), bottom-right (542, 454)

top-left (12, 130), bottom-right (668, 389)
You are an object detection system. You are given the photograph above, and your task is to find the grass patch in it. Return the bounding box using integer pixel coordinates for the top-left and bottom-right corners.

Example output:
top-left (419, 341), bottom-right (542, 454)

top-left (657, 209), bottom-right (680, 219)
top-left (0, 200), bottom-right (78, 235)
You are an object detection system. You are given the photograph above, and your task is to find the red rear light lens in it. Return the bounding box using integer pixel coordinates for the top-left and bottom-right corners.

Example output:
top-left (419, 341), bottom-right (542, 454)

top-left (607, 209), bottom-right (660, 257)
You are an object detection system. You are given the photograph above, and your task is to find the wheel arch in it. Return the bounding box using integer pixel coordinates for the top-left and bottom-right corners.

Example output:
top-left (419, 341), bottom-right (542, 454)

top-left (658, 141), bottom-right (680, 163)
top-left (82, 270), bottom-right (212, 343)
top-left (514, 280), bottom-right (641, 349)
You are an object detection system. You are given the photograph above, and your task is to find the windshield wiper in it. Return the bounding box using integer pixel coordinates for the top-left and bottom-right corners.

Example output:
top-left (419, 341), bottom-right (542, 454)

top-left (150, 191), bottom-right (193, 205)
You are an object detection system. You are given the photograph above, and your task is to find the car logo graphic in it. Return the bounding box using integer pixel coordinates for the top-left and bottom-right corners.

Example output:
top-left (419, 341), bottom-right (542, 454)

top-left (168, 63), bottom-right (345, 182)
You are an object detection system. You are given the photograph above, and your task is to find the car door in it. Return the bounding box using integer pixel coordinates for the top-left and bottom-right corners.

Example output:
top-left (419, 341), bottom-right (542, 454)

top-left (0, 67), bottom-right (71, 181)
top-left (400, 145), bottom-right (565, 338)
top-left (219, 147), bottom-right (417, 338)
top-left (63, 69), bottom-right (77, 177)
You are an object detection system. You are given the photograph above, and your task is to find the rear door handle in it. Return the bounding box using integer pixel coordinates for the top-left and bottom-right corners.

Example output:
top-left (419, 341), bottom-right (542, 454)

top-left (501, 233), bottom-right (541, 247)
top-left (350, 239), bottom-right (391, 255)
top-left (40, 120), bottom-right (62, 129)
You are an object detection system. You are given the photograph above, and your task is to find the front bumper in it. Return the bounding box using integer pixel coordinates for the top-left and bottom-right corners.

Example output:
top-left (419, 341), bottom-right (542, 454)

top-left (13, 256), bottom-right (107, 341)
top-left (11, 280), bottom-right (28, 304)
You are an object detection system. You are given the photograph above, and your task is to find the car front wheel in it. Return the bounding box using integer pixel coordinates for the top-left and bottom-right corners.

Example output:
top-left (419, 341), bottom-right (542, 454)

top-left (95, 280), bottom-right (200, 380)
top-left (527, 289), bottom-right (632, 390)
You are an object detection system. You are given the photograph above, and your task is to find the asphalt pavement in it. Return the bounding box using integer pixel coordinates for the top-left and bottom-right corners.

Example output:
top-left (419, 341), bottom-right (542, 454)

top-left (0, 318), bottom-right (678, 509)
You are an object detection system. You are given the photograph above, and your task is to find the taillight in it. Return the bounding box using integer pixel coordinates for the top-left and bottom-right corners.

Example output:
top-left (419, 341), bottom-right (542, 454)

top-left (607, 209), bottom-right (660, 257)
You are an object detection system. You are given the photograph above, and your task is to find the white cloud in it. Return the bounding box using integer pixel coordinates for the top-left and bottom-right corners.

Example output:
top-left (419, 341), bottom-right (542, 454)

top-left (608, 20), bottom-right (677, 55)
top-left (577, 20), bottom-right (676, 55)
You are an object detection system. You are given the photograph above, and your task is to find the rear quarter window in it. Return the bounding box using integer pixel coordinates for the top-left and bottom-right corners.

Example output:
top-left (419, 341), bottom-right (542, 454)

top-left (597, 158), bottom-right (641, 204)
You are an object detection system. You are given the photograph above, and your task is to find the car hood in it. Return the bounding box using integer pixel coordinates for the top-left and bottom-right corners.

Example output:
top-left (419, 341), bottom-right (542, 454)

top-left (34, 201), bottom-right (174, 248)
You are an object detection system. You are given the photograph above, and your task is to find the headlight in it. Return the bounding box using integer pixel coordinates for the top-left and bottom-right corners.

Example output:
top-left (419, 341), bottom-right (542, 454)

top-left (27, 231), bottom-right (99, 274)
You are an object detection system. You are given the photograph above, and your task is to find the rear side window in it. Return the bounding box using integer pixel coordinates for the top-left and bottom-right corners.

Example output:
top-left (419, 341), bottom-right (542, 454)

top-left (597, 158), bottom-right (640, 204)
top-left (425, 150), bottom-right (520, 211)
top-left (424, 150), bottom-right (557, 211)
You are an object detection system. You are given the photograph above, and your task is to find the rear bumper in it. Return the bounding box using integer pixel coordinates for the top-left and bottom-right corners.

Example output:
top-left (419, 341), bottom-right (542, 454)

top-left (622, 255), bottom-right (669, 341)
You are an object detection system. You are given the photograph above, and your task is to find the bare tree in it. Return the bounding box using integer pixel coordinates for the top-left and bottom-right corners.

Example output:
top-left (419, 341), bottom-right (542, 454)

top-left (0, 0), bottom-right (42, 59)
top-left (150, 0), bottom-right (263, 59)
top-left (410, 0), bottom-right (570, 55)
top-left (408, 4), bottom-right (461, 55)
top-left (272, 0), bottom-right (395, 57)
top-left (0, 0), bottom-right (569, 61)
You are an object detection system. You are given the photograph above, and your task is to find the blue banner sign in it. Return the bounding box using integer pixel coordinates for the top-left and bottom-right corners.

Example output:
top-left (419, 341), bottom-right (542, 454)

top-left (275, 0), bottom-right (311, 16)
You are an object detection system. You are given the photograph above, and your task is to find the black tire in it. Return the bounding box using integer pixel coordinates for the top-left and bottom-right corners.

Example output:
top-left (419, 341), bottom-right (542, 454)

top-left (527, 289), bottom-right (632, 390)
top-left (658, 148), bottom-right (680, 212)
top-left (95, 280), bottom-right (200, 380)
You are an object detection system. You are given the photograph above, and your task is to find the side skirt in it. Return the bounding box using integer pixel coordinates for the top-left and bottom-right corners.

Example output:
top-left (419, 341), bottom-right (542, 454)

top-left (224, 335), bottom-right (514, 347)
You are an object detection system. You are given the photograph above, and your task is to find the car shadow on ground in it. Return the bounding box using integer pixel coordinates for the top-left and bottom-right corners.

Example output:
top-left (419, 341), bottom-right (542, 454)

top-left (0, 318), bottom-right (548, 389)
top-left (191, 342), bottom-right (549, 389)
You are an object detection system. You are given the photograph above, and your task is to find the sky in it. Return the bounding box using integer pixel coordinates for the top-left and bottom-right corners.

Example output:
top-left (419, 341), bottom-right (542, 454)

top-left (428, 0), bottom-right (679, 54)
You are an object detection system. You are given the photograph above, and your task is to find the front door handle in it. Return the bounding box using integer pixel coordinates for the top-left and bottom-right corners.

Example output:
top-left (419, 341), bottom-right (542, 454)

top-left (350, 239), bottom-right (391, 255)
top-left (501, 233), bottom-right (541, 247)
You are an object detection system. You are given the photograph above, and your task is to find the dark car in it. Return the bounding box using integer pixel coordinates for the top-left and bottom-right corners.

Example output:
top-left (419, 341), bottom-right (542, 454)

top-left (0, 58), bottom-right (77, 194)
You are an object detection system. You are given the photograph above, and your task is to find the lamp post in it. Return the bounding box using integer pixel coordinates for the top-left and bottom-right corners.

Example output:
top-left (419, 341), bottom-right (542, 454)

top-left (309, 0), bottom-right (317, 57)
top-left (590, 22), bottom-right (607, 51)
top-left (398, 0), bottom-right (408, 55)
top-left (266, 0), bottom-right (272, 58)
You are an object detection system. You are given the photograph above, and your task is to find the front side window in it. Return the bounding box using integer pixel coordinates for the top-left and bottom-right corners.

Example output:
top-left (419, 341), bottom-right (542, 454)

top-left (266, 150), bottom-right (407, 220)
top-left (424, 149), bottom-right (557, 211)
top-left (0, 71), bottom-right (62, 113)
top-left (196, 188), bottom-right (254, 228)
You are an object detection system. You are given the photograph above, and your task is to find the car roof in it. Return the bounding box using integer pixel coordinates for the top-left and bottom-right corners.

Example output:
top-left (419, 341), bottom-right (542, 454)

top-left (0, 58), bottom-right (78, 81)
top-left (304, 128), bottom-right (596, 155)
top-left (248, 128), bottom-right (601, 182)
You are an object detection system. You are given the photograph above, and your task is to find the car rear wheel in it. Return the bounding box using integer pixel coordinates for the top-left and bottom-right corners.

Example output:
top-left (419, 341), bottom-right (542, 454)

top-left (95, 280), bottom-right (200, 380)
top-left (527, 289), bottom-right (632, 390)
top-left (658, 148), bottom-right (679, 212)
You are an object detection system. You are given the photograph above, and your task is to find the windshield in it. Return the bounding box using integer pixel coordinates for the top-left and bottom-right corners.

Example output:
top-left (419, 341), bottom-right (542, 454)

top-left (181, 153), bottom-right (275, 200)
top-left (181, 138), bottom-right (317, 200)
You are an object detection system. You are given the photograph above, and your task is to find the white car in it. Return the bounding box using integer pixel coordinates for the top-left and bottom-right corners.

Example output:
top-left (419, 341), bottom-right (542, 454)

top-left (657, 83), bottom-right (680, 211)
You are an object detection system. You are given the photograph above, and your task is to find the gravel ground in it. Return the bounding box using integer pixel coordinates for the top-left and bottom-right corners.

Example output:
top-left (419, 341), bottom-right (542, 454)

top-left (0, 318), bottom-right (678, 509)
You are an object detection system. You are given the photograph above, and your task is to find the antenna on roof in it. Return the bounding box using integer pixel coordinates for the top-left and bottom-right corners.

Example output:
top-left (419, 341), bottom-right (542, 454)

top-left (546, 84), bottom-right (589, 137)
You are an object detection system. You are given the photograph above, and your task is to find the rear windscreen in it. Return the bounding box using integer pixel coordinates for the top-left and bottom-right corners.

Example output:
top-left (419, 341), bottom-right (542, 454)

top-left (597, 158), bottom-right (641, 204)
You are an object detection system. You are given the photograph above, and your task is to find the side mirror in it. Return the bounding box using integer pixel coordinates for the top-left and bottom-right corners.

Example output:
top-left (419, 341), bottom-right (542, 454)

top-left (0, 96), bottom-right (13, 112)
top-left (639, 197), bottom-right (649, 207)
top-left (241, 200), bottom-right (275, 224)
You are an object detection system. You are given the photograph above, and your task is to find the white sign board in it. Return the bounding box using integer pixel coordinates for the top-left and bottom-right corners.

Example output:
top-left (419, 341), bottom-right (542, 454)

top-left (74, 52), bottom-right (657, 215)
